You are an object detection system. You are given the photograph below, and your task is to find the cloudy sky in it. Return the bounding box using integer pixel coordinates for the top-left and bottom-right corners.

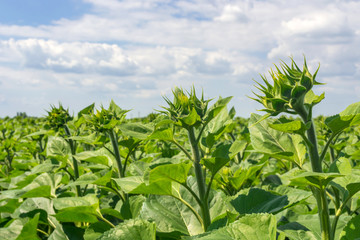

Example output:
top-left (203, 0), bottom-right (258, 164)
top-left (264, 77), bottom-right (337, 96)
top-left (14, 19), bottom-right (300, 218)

top-left (0, 0), bottom-right (359, 118)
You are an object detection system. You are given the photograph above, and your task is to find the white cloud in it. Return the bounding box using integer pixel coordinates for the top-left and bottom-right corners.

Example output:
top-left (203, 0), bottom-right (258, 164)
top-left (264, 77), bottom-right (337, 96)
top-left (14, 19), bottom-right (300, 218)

top-left (0, 0), bottom-right (359, 117)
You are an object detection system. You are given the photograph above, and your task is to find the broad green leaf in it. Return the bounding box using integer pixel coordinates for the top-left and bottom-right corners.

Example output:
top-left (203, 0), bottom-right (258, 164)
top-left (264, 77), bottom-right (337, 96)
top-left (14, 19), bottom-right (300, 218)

top-left (339, 214), bottom-right (360, 240)
top-left (290, 134), bottom-right (307, 167)
top-left (149, 128), bottom-right (173, 141)
top-left (11, 197), bottom-right (54, 222)
top-left (140, 195), bottom-right (203, 237)
top-left (53, 194), bottom-right (99, 210)
top-left (325, 114), bottom-right (355, 135)
top-left (25, 129), bottom-right (51, 138)
top-left (204, 96), bottom-right (233, 124)
top-left (0, 219), bottom-right (24, 239)
top-left (46, 136), bottom-right (71, 157)
top-left (203, 107), bottom-right (233, 149)
top-left (184, 213), bottom-right (277, 240)
top-left (203, 141), bottom-right (245, 174)
top-left (0, 199), bottom-right (21, 214)
top-left (230, 188), bottom-right (288, 214)
top-left (21, 173), bottom-right (56, 198)
top-left (53, 195), bottom-right (100, 223)
top-left (149, 163), bottom-right (192, 184)
top-left (340, 101), bottom-right (360, 116)
top-left (229, 162), bottom-right (266, 190)
top-left (269, 185), bottom-right (312, 206)
top-left (55, 207), bottom-right (99, 223)
top-left (329, 157), bottom-right (352, 175)
top-left (98, 219), bottom-right (156, 240)
top-left (16, 213), bottom-right (40, 240)
top-left (269, 120), bottom-right (309, 135)
top-left (114, 176), bottom-right (178, 196)
top-left (66, 172), bottom-right (98, 187)
top-left (249, 114), bottom-right (302, 162)
top-left (67, 133), bottom-right (98, 145)
top-left (93, 170), bottom-right (113, 186)
top-left (339, 101), bottom-right (360, 126)
top-left (74, 148), bottom-right (111, 166)
top-left (346, 182), bottom-right (360, 197)
top-left (21, 185), bottom-right (52, 198)
top-left (119, 123), bottom-right (152, 140)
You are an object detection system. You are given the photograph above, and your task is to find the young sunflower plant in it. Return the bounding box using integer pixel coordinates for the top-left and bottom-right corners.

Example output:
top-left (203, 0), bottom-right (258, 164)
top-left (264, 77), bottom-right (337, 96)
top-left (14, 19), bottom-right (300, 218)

top-left (251, 57), bottom-right (360, 240)
top-left (159, 87), bottom-right (233, 230)
top-left (83, 100), bottom-right (129, 178)
top-left (46, 104), bottom-right (83, 196)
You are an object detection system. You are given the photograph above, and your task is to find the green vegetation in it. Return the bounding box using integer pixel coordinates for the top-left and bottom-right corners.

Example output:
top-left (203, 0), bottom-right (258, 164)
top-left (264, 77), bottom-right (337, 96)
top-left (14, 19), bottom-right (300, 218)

top-left (1, 58), bottom-right (359, 240)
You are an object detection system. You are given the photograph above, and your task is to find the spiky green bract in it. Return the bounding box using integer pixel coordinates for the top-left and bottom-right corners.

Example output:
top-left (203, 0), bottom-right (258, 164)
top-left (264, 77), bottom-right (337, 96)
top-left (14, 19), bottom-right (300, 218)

top-left (252, 57), bottom-right (322, 116)
top-left (161, 86), bottom-right (211, 128)
top-left (45, 104), bottom-right (72, 130)
top-left (84, 100), bottom-right (129, 133)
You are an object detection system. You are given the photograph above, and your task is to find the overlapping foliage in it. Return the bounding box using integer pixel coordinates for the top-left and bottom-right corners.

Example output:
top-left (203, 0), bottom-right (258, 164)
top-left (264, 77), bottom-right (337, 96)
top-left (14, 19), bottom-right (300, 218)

top-left (1, 59), bottom-right (360, 240)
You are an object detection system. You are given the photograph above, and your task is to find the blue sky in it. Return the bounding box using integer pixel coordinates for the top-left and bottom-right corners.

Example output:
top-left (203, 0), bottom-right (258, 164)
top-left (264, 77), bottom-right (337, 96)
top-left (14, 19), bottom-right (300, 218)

top-left (0, 0), bottom-right (359, 118)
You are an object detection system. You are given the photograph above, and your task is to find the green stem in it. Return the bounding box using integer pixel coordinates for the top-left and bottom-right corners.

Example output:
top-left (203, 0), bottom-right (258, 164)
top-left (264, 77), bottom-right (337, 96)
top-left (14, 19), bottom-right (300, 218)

top-left (37, 228), bottom-right (49, 237)
top-left (108, 130), bottom-right (124, 178)
top-left (204, 174), bottom-right (215, 203)
top-left (188, 127), bottom-right (211, 230)
top-left (297, 106), bottom-right (331, 240)
top-left (312, 187), bottom-right (331, 240)
top-left (319, 133), bottom-right (337, 163)
top-left (64, 125), bottom-right (81, 197)
top-left (97, 212), bottom-right (115, 228)
top-left (122, 143), bottom-right (140, 176)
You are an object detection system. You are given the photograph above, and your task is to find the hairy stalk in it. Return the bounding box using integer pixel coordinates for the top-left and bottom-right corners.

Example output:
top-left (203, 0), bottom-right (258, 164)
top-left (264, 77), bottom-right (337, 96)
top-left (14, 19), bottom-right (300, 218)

top-left (108, 129), bottom-right (124, 178)
top-left (297, 106), bottom-right (331, 240)
top-left (64, 124), bottom-right (81, 197)
top-left (188, 126), bottom-right (211, 230)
